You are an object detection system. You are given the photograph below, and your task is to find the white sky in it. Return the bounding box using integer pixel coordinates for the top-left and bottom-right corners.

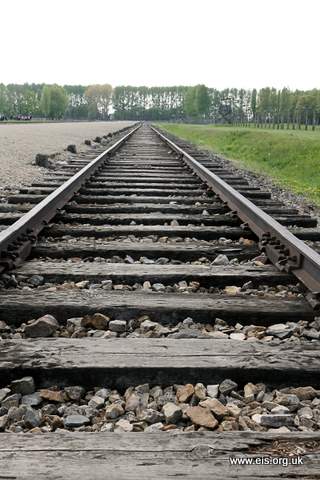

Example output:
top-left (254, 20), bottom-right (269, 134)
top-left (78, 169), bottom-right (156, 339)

top-left (1, 0), bottom-right (319, 90)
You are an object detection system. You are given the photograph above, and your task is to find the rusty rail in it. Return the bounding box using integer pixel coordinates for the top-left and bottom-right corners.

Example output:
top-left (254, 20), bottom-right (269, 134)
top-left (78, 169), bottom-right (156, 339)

top-left (0, 123), bottom-right (141, 272)
top-left (151, 125), bottom-right (320, 298)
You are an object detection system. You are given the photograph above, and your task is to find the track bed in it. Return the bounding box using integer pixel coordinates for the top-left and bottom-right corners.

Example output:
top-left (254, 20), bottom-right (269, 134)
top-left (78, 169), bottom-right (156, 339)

top-left (0, 124), bottom-right (320, 478)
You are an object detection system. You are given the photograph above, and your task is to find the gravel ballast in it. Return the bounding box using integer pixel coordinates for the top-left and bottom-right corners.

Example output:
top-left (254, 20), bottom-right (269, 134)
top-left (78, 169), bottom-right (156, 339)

top-left (0, 377), bottom-right (319, 433)
top-left (0, 309), bottom-right (318, 345)
top-left (0, 121), bottom-right (134, 189)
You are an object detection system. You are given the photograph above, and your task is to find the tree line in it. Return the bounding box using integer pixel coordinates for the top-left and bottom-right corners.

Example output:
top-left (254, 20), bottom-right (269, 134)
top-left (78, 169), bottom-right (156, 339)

top-left (0, 83), bottom-right (320, 128)
top-left (0, 83), bottom-right (112, 120)
top-left (114, 85), bottom-right (320, 129)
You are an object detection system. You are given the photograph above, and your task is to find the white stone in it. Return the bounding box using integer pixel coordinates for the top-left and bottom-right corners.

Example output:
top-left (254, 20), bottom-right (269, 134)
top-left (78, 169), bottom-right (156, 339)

top-left (115, 419), bottom-right (133, 432)
top-left (252, 414), bottom-right (262, 424)
top-left (212, 254), bottom-right (229, 266)
top-left (162, 402), bottom-right (182, 423)
top-left (271, 405), bottom-right (290, 414)
top-left (108, 320), bottom-right (126, 333)
top-left (207, 385), bottom-right (219, 398)
top-left (88, 396), bottom-right (105, 409)
top-left (230, 332), bottom-right (246, 341)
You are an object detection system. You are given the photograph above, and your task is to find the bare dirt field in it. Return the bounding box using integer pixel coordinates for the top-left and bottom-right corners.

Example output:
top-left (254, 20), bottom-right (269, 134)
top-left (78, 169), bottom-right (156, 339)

top-left (0, 121), bottom-right (134, 189)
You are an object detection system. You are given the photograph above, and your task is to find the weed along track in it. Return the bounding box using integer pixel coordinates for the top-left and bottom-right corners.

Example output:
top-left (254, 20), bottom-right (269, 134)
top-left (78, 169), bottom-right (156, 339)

top-left (0, 123), bottom-right (320, 478)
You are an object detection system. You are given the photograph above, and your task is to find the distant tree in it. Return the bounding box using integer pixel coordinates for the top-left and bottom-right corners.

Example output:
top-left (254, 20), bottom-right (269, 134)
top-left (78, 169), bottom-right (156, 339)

top-left (309, 89), bottom-right (320, 130)
top-left (0, 84), bottom-right (9, 115)
top-left (185, 87), bottom-right (197, 117)
top-left (195, 85), bottom-right (210, 117)
top-left (85, 84), bottom-right (112, 120)
top-left (64, 85), bottom-right (88, 119)
top-left (218, 89), bottom-right (234, 123)
top-left (279, 87), bottom-right (290, 128)
top-left (251, 89), bottom-right (257, 119)
top-left (257, 87), bottom-right (271, 125)
top-left (185, 85), bottom-right (210, 119)
top-left (40, 85), bottom-right (68, 119)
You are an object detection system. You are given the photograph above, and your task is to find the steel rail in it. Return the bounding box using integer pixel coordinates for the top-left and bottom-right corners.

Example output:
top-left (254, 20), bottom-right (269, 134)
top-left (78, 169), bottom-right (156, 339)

top-left (151, 125), bottom-right (320, 298)
top-left (0, 123), bottom-right (141, 272)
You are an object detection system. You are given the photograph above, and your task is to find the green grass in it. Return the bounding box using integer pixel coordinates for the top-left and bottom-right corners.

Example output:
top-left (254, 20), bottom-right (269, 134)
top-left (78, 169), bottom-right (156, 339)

top-left (158, 124), bottom-right (320, 205)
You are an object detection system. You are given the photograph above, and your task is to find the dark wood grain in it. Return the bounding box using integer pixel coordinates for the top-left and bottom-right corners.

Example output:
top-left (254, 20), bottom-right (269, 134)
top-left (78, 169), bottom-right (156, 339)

top-left (0, 338), bottom-right (318, 387)
top-left (17, 261), bottom-right (292, 286)
top-left (0, 432), bottom-right (319, 479)
top-left (32, 239), bottom-right (259, 261)
top-left (0, 289), bottom-right (313, 325)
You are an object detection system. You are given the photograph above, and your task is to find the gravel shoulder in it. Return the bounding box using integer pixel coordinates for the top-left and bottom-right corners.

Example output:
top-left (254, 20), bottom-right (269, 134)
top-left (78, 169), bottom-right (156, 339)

top-left (0, 121), bottom-right (134, 190)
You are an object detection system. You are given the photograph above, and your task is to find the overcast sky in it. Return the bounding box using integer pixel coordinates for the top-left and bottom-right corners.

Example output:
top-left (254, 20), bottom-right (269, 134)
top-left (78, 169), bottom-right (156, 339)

top-left (2, 0), bottom-right (319, 89)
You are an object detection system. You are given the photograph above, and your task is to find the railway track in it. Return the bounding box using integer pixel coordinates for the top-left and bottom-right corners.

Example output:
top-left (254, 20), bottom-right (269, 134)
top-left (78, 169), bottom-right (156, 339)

top-left (0, 123), bottom-right (320, 478)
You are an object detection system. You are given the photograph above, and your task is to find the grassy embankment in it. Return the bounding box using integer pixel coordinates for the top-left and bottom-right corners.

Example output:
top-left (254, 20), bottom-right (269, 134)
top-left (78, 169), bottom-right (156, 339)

top-left (159, 124), bottom-right (320, 205)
